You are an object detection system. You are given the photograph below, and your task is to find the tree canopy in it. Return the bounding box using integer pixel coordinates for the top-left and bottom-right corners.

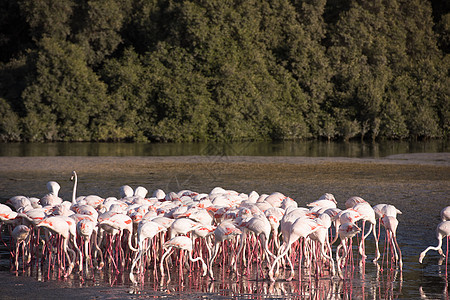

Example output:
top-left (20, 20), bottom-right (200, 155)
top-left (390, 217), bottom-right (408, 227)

top-left (0, 0), bottom-right (448, 142)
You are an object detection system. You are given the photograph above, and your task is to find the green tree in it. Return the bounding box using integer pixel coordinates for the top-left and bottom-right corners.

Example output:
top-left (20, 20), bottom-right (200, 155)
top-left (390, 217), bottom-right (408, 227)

top-left (327, 0), bottom-right (392, 140)
top-left (101, 47), bottom-right (154, 142)
top-left (21, 37), bottom-right (109, 141)
top-left (18, 0), bottom-right (74, 41)
top-left (0, 97), bottom-right (21, 141)
top-left (144, 43), bottom-right (212, 142)
top-left (72, 0), bottom-right (127, 66)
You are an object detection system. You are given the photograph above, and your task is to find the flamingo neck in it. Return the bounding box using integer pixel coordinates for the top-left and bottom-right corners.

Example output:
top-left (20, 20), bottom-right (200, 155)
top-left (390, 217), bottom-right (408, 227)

top-left (72, 173), bottom-right (77, 205)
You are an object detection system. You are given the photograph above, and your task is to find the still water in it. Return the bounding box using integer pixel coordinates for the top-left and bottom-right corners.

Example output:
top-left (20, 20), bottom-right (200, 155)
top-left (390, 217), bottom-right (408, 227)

top-left (0, 140), bottom-right (448, 157)
top-left (0, 141), bottom-right (449, 299)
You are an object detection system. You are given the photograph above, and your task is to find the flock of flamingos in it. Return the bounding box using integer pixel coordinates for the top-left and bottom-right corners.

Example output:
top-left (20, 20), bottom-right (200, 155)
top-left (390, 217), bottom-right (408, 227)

top-left (0, 170), bottom-right (449, 285)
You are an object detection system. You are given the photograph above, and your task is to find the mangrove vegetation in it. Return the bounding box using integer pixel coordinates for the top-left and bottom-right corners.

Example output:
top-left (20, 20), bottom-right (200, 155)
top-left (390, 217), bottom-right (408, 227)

top-left (0, 0), bottom-right (448, 142)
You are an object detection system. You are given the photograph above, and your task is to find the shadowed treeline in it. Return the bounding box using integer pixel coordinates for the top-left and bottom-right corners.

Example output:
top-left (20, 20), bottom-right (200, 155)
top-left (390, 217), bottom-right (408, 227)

top-left (0, 0), bottom-right (448, 142)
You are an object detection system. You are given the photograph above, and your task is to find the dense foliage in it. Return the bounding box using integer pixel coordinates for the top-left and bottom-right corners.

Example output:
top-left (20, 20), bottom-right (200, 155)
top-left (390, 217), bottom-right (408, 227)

top-left (0, 0), bottom-right (448, 142)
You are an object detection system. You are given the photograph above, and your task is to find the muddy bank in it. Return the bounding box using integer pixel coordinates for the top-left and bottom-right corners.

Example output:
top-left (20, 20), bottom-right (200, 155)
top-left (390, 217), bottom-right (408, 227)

top-left (0, 154), bottom-right (448, 205)
top-left (0, 152), bottom-right (449, 173)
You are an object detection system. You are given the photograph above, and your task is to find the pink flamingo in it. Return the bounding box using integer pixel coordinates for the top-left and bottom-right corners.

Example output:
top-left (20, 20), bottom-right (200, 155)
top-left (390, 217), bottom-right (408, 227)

top-left (39, 181), bottom-right (63, 207)
top-left (169, 217), bottom-right (202, 239)
top-left (373, 203), bottom-right (401, 237)
top-left (72, 204), bottom-right (98, 220)
top-left (70, 171), bottom-right (104, 209)
top-left (37, 216), bottom-right (76, 277)
top-left (269, 216), bottom-right (325, 282)
top-left (0, 204), bottom-right (19, 243)
top-left (11, 225), bottom-right (31, 271)
top-left (120, 185), bottom-right (134, 198)
top-left (308, 213), bottom-right (336, 277)
top-left (192, 223), bottom-right (216, 260)
top-left (263, 192), bottom-right (286, 208)
top-left (77, 218), bottom-right (103, 272)
top-left (381, 215), bottom-right (403, 270)
top-left (150, 216), bottom-right (175, 229)
top-left (50, 203), bottom-right (73, 217)
top-left (419, 221), bottom-right (450, 264)
top-left (180, 207), bottom-right (214, 226)
top-left (345, 196), bottom-right (368, 209)
top-left (352, 202), bottom-right (380, 262)
top-left (6, 196), bottom-right (32, 212)
top-left (0, 208), bottom-right (18, 225)
top-left (159, 236), bottom-right (207, 281)
top-left (237, 214), bottom-right (276, 278)
top-left (441, 206), bottom-right (450, 221)
top-left (281, 196), bottom-right (298, 210)
top-left (208, 220), bottom-right (242, 280)
top-left (98, 213), bottom-right (138, 251)
top-left (97, 212), bottom-right (138, 272)
top-left (336, 222), bottom-right (361, 278)
top-left (331, 208), bottom-right (362, 244)
top-left (130, 220), bottom-right (167, 283)
top-left (307, 193), bottom-right (337, 209)
top-left (264, 207), bottom-right (284, 251)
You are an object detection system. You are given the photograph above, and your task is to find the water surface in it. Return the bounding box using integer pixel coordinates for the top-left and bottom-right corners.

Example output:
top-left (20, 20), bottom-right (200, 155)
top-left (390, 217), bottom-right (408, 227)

top-left (0, 150), bottom-right (449, 299)
top-left (0, 140), bottom-right (448, 157)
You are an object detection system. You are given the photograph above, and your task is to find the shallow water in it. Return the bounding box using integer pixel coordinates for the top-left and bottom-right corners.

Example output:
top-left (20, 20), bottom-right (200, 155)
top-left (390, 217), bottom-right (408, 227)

top-left (0, 140), bottom-right (448, 157)
top-left (0, 154), bottom-right (449, 299)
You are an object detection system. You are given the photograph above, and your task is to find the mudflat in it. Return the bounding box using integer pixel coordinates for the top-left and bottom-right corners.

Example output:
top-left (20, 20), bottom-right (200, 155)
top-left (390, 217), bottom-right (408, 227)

top-left (0, 154), bottom-right (448, 203)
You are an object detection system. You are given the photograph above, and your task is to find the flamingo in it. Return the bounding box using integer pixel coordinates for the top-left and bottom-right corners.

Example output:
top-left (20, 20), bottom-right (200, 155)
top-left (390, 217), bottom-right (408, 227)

top-left (336, 222), bottom-right (361, 278)
top-left (264, 192), bottom-right (286, 208)
top-left (191, 223), bottom-right (216, 260)
top-left (441, 206), bottom-right (450, 221)
top-left (264, 207), bottom-right (284, 251)
top-left (6, 196), bottom-right (32, 212)
top-left (119, 185), bottom-right (134, 198)
top-left (77, 218), bottom-right (103, 271)
top-left (37, 216), bottom-right (76, 277)
top-left (159, 236), bottom-right (207, 280)
top-left (345, 196), bottom-right (368, 209)
top-left (0, 210), bottom-right (19, 225)
top-left (152, 189), bottom-right (166, 200)
top-left (183, 207), bottom-right (214, 226)
top-left (381, 215), bottom-right (403, 269)
top-left (98, 213), bottom-right (138, 252)
top-left (269, 216), bottom-right (325, 281)
top-left (208, 220), bottom-right (242, 280)
top-left (72, 204), bottom-right (99, 220)
top-left (70, 171), bottom-right (104, 209)
top-left (130, 220), bottom-right (167, 283)
top-left (281, 196), bottom-right (298, 210)
top-left (307, 193), bottom-right (337, 208)
top-left (169, 217), bottom-right (203, 238)
top-left (331, 208), bottom-right (363, 245)
top-left (382, 204), bottom-right (402, 218)
top-left (308, 213), bottom-right (336, 277)
top-left (39, 181), bottom-right (63, 207)
top-left (11, 225), bottom-right (31, 271)
top-left (352, 202), bottom-right (380, 262)
top-left (50, 203), bottom-right (73, 217)
top-left (419, 221), bottom-right (450, 264)
top-left (134, 186), bottom-right (148, 198)
top-left (237, 213), bottom-right (276, 278)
